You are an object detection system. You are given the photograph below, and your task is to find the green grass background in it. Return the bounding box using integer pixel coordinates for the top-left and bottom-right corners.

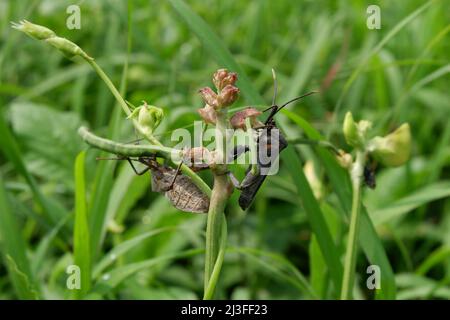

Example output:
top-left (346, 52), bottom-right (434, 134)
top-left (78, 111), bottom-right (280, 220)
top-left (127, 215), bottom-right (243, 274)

top-left (0, 0), bottom-right (449, 299)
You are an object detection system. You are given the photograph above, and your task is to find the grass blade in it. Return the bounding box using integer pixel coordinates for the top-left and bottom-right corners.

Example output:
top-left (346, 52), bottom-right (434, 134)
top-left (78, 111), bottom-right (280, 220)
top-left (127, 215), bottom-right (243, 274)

top-left (93, 226), bottom-right (185, 278)
top-left (92, 249), bottom-right (203, 295)
top-left (5, 256), bottom-right (39, 300)
top-left (283, 109), bottom-right (397, 299)
top-left (229, 246), bottom-right (318, 299)
top-left (0, 174), bottom-right (38, 299)
top-left (283, 146), bottom-right (343, 294)
top-left (371, 181), bottom-right (450, 226)
top-left (0, 110), bottom-right (67, 224)
top-left (334, 0), bottom-right (436, 119)
top-left (168, 0), bottom-right (343, 296)
top-left (73, 151), bottom-right (92, 298)
top-left (168, 0), bottom-right (264, 104)
top-left (416, 246), bottom-right (450, 276)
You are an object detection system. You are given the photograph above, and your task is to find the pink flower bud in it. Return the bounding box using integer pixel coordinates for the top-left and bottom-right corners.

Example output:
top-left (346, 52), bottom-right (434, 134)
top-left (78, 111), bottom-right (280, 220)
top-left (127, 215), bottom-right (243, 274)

top-left (197, 104), bottom-right (217, 124)
top-left (218, 85), bottom-right (239, 107)
top-left (213, 69), bottom-right (238, 91)
top-left (198, 87), bottom-right (219, 108)
top-left (230, 107), bottom-right (262, 130)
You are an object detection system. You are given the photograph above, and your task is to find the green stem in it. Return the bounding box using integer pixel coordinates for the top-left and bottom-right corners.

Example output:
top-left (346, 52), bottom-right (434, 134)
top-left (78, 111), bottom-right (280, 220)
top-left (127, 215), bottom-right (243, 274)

top-left (203, 109), bottom-right (230, 299)
top-left (287, 137), bottom-right (341, 155)
top-left (78, 126), bottom-right (211, 197)
top-left (79, 126), bottom-right (177, 157)
top-left (87, 59), bottom-right (131, 117)
top-left (203, 214), bottom-right (227, 299)
top-left (341, 150), bottom-right (365, 300)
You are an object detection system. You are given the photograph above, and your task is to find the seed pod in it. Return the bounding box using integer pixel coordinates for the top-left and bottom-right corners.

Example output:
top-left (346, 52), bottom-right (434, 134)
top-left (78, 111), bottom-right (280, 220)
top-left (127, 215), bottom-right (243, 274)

top-left (11, 20), bottom-right (55, 40)
top-left (45, 36), bottom-right (92, 60)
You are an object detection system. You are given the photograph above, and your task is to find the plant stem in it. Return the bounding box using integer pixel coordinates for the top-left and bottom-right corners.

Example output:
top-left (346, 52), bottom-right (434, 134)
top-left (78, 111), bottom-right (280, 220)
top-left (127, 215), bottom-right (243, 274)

top-left (203, 109), bottom-right (230, 299)
top-left (78, 126), bottom-right (211, 197)
top-left (87, 59), bottom-right (131, 117)
top-left (204, 216), bottom-right (227, 299)
top-left (341, 150), bottom-right (365, 300)
top-left (287, 137), bottom-right (341, 155)
top-left (78, 126), bottom-right (177, 157)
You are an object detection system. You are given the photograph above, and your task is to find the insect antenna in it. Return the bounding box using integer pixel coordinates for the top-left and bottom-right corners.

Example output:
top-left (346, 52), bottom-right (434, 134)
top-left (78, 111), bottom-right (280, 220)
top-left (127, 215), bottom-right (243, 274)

top-left (262, 91), bottom-right (318, 125)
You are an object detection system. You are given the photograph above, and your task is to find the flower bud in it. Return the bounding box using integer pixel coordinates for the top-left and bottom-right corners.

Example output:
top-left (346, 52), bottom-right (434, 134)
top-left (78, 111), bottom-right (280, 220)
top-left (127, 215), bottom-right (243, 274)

top-left (304, 161), bottom-right (323, 199)
top-left (217, 85), bottom-right (239, 107)
top-left (368, 123), bottom-right (411, 167)
top-left (343, 112), bottom-right (372, 149)
top-left (198, 87), bottom-right (219, 109)
top-left (11, 20), bottom-right (93, 60)
top-left (230, 107), bottom-right (263, 130)
top-left (343, 112), bottom-right (361, 148)
top-left (127, 102), bottom-right (164, 134)
top-left (213, 68), bottom-right (238, 91)
top-left (197, 104), bottom-right (217, 125)
top-left (336, 149), bottom-right (353, 169)
top-left (11, 20), bottom-right (55, 40)
top-left (45, 36), bottom-right (92, 60)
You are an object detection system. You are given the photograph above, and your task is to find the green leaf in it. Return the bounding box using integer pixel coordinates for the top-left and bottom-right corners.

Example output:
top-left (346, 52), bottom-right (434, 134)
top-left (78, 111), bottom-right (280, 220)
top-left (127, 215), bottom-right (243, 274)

top-left (168, 0), bottom-right (343, 296)
top-left (416, 245), bottom-right (450, 276)
top-left (229, 246), bottom-right (317, 299)
top-left (0, 174), bottom-right (31, 277)
top-left (92, 249), bottom-right (203, 295)
top-left (396, 273), bottom-right (450, 300)
top-left (32, 215), bottom-right (71, 276)
top-left (93, 226), bottom-right (184, 278)
top-left (9, 102), bottom-right (85, 190)
top-left (168, 0), bottom-right (264, 105)
top-left (334, 0), bottom-right (436, 118)
top-left (309, 203), bottom-right (342, 298)
top-left (104, 164), bottom-right (150, 233)
top-left (282, 16), bottom-right (331, 101)
top-left (371, 181), bottom-right (450, 226)
top-left (73, 151), bottom-right (92, 298)
top-left (0, 109), bottom-right (67, 224)
top-left (88, 156), bottom-right (115, 262)
top-left (283, 146), bottom-right (343, 294)
top-left (5, 256), bottom-right (39, 300)
top-left (0, 174), bottom-right (38, 299)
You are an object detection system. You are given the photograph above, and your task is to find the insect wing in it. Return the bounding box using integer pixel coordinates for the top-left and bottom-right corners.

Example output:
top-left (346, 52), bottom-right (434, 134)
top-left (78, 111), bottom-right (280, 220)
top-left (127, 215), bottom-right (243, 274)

top-left (151, 165), bottom-right (209, 213)
top-left (166, 174), bottom-right (210, 213)
top-left (238, 128), bottom-right (288, 210)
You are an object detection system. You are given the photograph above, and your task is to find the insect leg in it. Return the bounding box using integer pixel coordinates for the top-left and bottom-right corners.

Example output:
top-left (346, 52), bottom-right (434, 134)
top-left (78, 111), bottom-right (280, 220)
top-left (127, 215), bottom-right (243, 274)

top-left (226, 171), bottom-right (243, 189)
top-left (161, 162), bottom-right (183, 192)
top-left (127, 158), bottom-right (151, 176)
